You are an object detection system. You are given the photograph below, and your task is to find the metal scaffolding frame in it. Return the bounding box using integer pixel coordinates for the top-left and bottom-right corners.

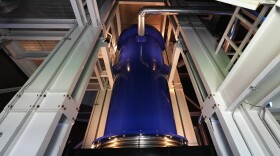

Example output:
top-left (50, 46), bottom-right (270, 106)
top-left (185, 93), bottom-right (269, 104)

top-left (0, 0), bottom-right (280, 155)
top-left (166, 0), bottom-right (280, 155)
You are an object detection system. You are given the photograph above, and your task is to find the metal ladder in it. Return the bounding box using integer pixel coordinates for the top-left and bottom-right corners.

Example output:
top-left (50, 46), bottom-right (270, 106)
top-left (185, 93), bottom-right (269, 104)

top-left (215, 6), bottom-right (269, 71)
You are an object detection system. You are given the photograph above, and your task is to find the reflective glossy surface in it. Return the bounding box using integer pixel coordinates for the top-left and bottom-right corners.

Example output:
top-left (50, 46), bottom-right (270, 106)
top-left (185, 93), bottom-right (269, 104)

top-left (93, 25), bottom-right (186, 147)
top-left (94, 134), bottom-right (186, 148)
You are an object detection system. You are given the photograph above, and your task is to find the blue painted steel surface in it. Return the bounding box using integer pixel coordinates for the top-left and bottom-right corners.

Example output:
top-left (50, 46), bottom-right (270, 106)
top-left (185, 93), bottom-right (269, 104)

top-left (95, 25), bottom-right (184, 142)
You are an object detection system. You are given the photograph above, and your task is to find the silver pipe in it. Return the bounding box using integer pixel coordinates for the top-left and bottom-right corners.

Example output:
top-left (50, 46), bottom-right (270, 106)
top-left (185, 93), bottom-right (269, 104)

top-left (138, 6), bottom-right (233, 36)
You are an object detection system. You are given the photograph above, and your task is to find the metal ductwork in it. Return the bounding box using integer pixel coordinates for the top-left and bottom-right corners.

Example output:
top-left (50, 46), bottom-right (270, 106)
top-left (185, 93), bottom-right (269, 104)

top-left (138, 6), bottom-right (233, 36)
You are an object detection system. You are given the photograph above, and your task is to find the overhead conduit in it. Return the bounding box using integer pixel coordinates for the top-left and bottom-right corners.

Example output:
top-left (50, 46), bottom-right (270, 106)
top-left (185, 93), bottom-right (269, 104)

top-left (138, 6), bottom-right (233, 36)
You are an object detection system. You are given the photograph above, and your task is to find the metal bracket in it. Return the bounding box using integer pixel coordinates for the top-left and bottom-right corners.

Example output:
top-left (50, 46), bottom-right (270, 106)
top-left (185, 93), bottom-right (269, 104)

top-left (201, 93), bottom-right (220, 120)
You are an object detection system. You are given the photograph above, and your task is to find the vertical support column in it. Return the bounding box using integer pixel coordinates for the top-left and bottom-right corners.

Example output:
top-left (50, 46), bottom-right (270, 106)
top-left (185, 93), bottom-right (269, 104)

top-left (70, 0), bottom-right (87, 27)
top-left (110, 23), bottom-right (117, 47)
top-left (116, 5), bottom-right (122, 36)
top-left (163, 47), bottom-right (184, 137)
top-left (166, 22), bottom-right (172, 46)
top-left (205, 118), bottom-right (231, 155)
top-left (82, 90), bottom-right (106, 148)
top-left (86, 0), bottom-right (101, 27)
top-left (161, 15), bottom-right (167, 37)
top-left (179, 18), bottom-right (227, 93)
top-left (180, 52), bottom-right (205, 105)
top-left (100, 43), bottom-right (114, 89)
top-left (168, 43), bottom-right (181, 85)
top-left (0, 24), bottom-right (102, 156)
top-left (169, 89), bottom-right (185, 137)
top-left (240, 105), bottom-right (280, 155)
top-left (166, 44), bottom-right (198, 146)
top-left (96, 90), bottom-right (112, 138)
top-left (175, 88), bottom-right (198, 146)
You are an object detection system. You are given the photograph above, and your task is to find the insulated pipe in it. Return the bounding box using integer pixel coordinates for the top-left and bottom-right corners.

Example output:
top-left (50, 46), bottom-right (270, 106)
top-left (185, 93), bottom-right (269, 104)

top-left (138, 6), bottom-right (233, 36)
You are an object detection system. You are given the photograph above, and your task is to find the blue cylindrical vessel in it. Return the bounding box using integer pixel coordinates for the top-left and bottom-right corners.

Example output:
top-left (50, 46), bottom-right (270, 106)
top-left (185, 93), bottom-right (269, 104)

top-left (93, 25), bottom-right (186, 148)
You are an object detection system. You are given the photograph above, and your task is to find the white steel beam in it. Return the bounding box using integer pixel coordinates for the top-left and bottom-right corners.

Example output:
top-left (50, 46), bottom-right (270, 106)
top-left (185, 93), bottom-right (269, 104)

top-left (169, 1), bottom-right (280, 155)
top-left (96, 90), bottom-right (112, 138)
top-left (71, 38), bottom-right (102, 105)
top-left (166, 22), bottom-right (172, 46)
top-left (215, 7), bottom-right (240, 55)
top-left (201, 91), bottom-right (278, 155)
top-left (82, 90), bottom-right (106, 148)
top-left (0, 18), bottom-right (75, 29)
top-left (218, 3), bottom-right (280, 109)
top-left (100, 43), bottom-right (114, 89)
top-left (161, 15), bottom-right (167, 37)
top-left (110, 23), bottom-right (117, 47)
top-left (104, 1), bottom-right (119, 33)
top-left (175, 89), bottom-right (198, 146)
top-left (70, 0), bottom-right (88, 27)
top-left (166, 44), bottom-right (198, 146)
top-left (170, 9), bottom-right (256, 154)
top-left (168, 43), bottom-right (181, 85)
top-left (261, 108), bottom-right (280, 143)
top-left (178, 17), bottom-right (229, 94)
top-left (238, 105), bottom-right (279, 155)
top-left (181, 52), bottom-right (205, 105)
top-left (244, 55), bottom-right (280, 107)
top-left (116, 5), bottom-right (122, 36)
top-left (163, 45), bottom-right (184, 139)
top-left (213, 94), bottom-right (251, 155)
top-left (86, 0), bottom-right (101, 27)
top-left (99, 0), bottom-right (115, 23)
top-left (205, 118), bottom-right (232, 156)
top-left (169, 89), bottom-right (185, 137)
top-left (2, 31), bottom-right (67, 40)
top-left (0, 23), bottom-right (102, 155)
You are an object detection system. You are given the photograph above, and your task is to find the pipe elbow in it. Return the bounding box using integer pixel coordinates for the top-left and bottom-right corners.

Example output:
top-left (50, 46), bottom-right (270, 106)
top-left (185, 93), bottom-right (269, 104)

top-left (138, 8), bottom-right (149, 17)
top-left (138, 8), bottom-right (149, 36)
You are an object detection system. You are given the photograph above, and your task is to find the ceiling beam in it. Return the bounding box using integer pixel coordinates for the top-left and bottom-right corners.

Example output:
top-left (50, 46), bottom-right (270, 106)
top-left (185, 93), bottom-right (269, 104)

top-left (2, 30), bottom-right (67, 40)
top-left (0, 18), bottom-right (75, 29)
